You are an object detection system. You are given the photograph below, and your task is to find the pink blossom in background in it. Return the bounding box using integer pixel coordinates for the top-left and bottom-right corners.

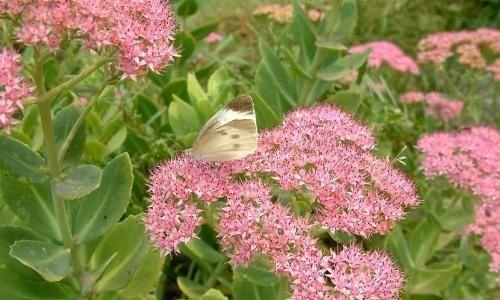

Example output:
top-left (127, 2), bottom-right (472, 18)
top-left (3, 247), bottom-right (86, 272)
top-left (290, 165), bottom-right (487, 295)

top-left (417, 28), bottom-right (500, 77)
top-left (424, 92), bottom-right (463, 121)
top-left (401, 91), bottom-right (463, 121)
top-left (146, 104), bottom-right (415, 298)
top-left (204, 32), bottom-right (222, 43)
top-left (418, 127), bottom-right (500, 272)
top-left (400, 91), bottom-right (426, 104)
top-left (327, 245), bottom-right (405, 300)
top-left (1, 0), bottom-right (178, 77)
top-left (0, 48), bottom-right (32, 132)
top-left (350, 41), bottom-right (420, 75)
top-left (486, 59), bottom-right (500, 82)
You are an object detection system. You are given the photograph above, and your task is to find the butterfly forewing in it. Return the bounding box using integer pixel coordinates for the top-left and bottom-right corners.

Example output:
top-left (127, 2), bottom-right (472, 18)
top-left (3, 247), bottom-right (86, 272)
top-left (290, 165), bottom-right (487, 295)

top-left (192, 96), bottom-right (258, 161)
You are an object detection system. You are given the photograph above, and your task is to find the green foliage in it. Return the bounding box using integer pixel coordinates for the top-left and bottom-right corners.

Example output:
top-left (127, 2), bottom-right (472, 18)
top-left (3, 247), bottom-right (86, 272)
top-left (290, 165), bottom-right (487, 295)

top-left (0, 134), bottom-right (48, 183)
top-left (10, 240), bottom-right (71, 282)
top-left (53, 165), bottom-right (102, 200)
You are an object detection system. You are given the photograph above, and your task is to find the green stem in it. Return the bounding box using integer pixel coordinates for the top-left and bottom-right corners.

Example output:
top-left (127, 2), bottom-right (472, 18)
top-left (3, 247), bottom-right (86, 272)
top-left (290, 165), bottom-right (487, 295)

top-left (57, 84), bottom-right (108, 165)
top-left (38, 54), bottom-right (114, 104)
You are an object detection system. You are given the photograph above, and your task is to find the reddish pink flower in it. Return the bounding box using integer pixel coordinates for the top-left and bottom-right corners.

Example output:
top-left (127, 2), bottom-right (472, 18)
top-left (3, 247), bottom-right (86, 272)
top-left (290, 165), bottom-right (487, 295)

top-left (418, 127), bottom-right (500, 272)
top-left (204, 32), bottom-right (222, 43)
top-left (2, 0), bottom-right (178, 77)
top-left (0, 48), bottom-right (32, 132)
top-left (146, 104), bottom-right (416, 298)
top-left (400, 91), bottom-right (426, 104)
top-left (418, 28), bottom-right (500, 78)
top-left (327, 245), bottom-right (405, 300)
top-left (424, 92), bottom-right (463, 121)
top-left (401, 91), bottom-right (463, 121)
top-left (350, 41), bottom-right (420, 75)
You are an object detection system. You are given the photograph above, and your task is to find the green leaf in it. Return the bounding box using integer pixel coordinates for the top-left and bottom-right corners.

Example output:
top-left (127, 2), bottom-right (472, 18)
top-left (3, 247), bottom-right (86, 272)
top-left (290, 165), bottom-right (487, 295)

top-left (168, 95), bottom-right (201, 137)
top-left (250, 91), bottom-right (281, 129)
top-left (200, 289), bottom-right (228, 300)
top-left (0, 226), bottom-right (43, 279)
top-left (191, 21), bottom-right (219, 40)
top-left (317, 49), bottom-right (369, 81)
top-left (408, 262), bottom-right (461, 295)
top-left (282, 47), bottom-right (312, 79)
top-left (0, 177), bottom-right (61, 241)
top-left (54, 105), bottom-right (86, 166)
top-left (330, 0), bottom-right (357, 41)
top-left (73, 154), bottom-right (133, 244)
top-left (0, 134), bottom-right (48, 183)
top-left (315, 40), bottom-right (347, 51)
top-left (176, 0), bottom-right (198, 17)
top-left (185, 238), bottom-right (225, 264)
top-left (90, 215), bottom-right (149, 292)
top-left (328, 229), bottom-right (355, 244)
top-left (177, 276), bottom-right (206, 299)
top-left (409, 219), bottom-right (440, 268)
top-left (328, 90), bottom-right (362, 113)
top-left (10, 240), bottom-right (70, 282)
top-left (176, 32), bottom-right (197, 63)
top-left (161, 78), bottom-right (188, 105)
top-left (207, 67), bottom-right (229, 103)
top-left (105, 127), bottom-right (127, 156)
top-left (118, 250), bottom-right (164, 297)
top-left (54, 165), bottom-right (102, 200)
top-left (0, 266), bottom-right (75, 299)
top-left (233, 263), bottom-right (289, 300)
top-left (259, 39), bottom-right (297, 106)
top-left (255, 63), bottom-right (287, 115)
top-left (188, 73), bottom-right (208, 105)
top-left (87, 253), bottom-right (117, 286)
top-left (234, 261), bottom-right (280, 287)
top-left (386, 226), bottom-right (415, 270)
top-left (22, 105), bottom-right (40, 136)
top-left (85, 139), bottom-right (107, 161)
top-left (439, 197), bottom-right (476, 231)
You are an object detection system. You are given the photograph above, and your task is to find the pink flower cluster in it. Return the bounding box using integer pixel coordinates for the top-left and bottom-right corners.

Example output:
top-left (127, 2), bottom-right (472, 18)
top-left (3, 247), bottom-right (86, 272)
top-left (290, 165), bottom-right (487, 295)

top-left (204, 32), bottom-right (222, 43)
top-left (328, 245), bottom-right (405, 299)
top-left (417, 127), bottom-right (500, 272)
top-left (0, 48), bottom-right (32, 132)
top-left (400, 91), bottom-right (463, 121)
top-left (1, 0), bottom-right (178, 77)
top-left (417, 28), bottom-right (500, 78)
top-left (350, 41), bottom-right (420, 75)
top-left (146, 104), bottom-right (416, 298)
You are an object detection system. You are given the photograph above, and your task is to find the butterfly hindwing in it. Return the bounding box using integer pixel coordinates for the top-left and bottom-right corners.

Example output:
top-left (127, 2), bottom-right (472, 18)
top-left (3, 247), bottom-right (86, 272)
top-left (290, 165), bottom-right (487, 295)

top-left (192, 96), bottom-right (257, 161)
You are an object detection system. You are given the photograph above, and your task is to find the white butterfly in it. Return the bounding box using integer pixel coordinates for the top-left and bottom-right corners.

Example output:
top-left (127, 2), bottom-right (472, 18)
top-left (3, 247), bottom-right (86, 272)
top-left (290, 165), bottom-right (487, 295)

top-left (191, 96), bottom-right (258, 162)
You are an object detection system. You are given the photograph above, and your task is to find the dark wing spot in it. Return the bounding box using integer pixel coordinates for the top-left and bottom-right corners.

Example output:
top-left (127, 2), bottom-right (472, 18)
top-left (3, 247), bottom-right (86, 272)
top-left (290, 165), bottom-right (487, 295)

top-left (233, 144), bottom-right (241, 149)
top-left (219, 131), bottom-right (228, 135)
top-left (231, 134), bottom-right (240, 139)
top-left (226, 96), bottom-right (254, 113)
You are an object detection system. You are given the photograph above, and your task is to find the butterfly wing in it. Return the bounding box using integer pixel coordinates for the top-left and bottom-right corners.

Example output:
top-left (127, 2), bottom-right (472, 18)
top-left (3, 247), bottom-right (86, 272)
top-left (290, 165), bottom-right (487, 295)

top-left (192, 96), bottom-right (258, 161)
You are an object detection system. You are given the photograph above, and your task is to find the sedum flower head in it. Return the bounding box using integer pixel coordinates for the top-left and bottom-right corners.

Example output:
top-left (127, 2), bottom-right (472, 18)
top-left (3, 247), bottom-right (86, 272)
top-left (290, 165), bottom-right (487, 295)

top-left (349, 41), bottom-right (420, 75)
top-left (417, 28), bottom-right (500, 79)
top-left (327, 245), bottom-right (405, 300)
top-left (146, 104), bottom-right (416, 298)
top-left (400, 91), bottom-right (463, 121)
top-left (2, 0), bottom-right (178, 77)
top-left (0, 48), bottom-right (32, 132)
top-left (418, 127), bottom-right (500, 272)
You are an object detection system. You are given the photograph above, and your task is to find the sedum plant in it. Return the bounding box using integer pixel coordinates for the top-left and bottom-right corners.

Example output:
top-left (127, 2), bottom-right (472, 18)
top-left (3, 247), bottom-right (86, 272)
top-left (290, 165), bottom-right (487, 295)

top-left (0, 1), bottom-right (178, 298)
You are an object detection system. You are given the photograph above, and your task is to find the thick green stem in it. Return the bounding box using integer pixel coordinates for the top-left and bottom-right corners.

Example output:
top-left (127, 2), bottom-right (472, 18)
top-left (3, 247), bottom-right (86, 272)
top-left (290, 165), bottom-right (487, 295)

top-left (33, 48), bottom-right (99, 292)
top-left (38, 54), bottom-right (114, 104)
top-left (57, 84), bottom-right (107, 165)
